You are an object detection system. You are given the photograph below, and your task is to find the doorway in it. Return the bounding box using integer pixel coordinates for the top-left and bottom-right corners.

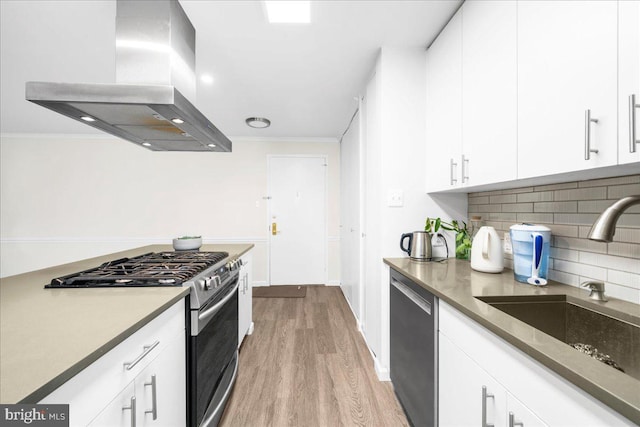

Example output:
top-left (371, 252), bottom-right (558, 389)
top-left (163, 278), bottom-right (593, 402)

top-left (267, 155), bottom-right (327, 285)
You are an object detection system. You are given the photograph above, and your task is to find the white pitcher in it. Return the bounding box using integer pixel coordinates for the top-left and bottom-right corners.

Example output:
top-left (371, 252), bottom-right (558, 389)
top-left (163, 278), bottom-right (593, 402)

top-left (470, 226), bottom-right (504, 273)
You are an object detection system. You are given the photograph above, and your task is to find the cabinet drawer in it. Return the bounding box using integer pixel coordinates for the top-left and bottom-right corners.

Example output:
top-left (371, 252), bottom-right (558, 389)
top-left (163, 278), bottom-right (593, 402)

top-left (40, 299), bottom-right (185, 426)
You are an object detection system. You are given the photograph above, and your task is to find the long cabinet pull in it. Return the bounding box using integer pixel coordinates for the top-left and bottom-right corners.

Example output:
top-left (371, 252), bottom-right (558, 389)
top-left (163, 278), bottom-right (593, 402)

top-left (391, 278), bottom-right (431, 315)
top-left (123, 341), bottom-right (160, 371)
top-left (461, 154), bottom-right (469, 183)
top-left (630, 94), bottom-right (639, 153)
top-left (144, 374), bottom-right (158, 420)
top-left (584, 109), bottom-right (599, 160)
top-left (482, 386), bottom-right (495, 427)
top-left (509, 411), bottom-right (524, 427)
top-left (122, 396), bottom-right (136, 427)
top-left (450, 158), bottom-right (458, 185)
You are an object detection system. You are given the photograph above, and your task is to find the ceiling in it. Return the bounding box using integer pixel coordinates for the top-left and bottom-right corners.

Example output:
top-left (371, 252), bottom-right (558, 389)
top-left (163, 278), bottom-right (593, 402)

top-left (0, 0), bottom-right (461, 141)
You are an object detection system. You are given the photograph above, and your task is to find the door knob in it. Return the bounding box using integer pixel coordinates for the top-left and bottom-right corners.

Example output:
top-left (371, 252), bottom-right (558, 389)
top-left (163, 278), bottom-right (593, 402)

top-left (272, 222), bottom-right (277, 235)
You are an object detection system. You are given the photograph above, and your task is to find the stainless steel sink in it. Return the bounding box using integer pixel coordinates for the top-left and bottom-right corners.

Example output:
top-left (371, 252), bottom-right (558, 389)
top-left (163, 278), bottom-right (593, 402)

top-left (476, 295), bottom-right (640, 381)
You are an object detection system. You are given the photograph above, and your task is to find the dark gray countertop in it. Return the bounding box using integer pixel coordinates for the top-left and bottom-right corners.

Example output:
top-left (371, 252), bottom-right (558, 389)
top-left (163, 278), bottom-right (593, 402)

top-left (384, 257), bottom-right (640, 424)
top-left (0, 244), bottom-right (253, 404)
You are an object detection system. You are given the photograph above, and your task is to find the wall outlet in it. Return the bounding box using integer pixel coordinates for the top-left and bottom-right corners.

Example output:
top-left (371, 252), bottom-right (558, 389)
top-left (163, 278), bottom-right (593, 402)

top-left (432, 235), bottom-right (445, 247)
top-left (387, 189), bottom-right (404, 207)
top-left (503, 232), bottom-right (512, 254)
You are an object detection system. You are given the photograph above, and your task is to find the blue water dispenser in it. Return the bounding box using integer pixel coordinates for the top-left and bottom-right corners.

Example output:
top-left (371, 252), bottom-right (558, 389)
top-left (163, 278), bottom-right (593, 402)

top-left (509, 224), bottom-right (551, 286)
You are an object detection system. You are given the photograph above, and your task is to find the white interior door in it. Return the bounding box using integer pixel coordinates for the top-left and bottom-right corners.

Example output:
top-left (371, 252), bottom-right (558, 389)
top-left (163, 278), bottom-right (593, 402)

top-left (268, 155), bottom-right (327, 285)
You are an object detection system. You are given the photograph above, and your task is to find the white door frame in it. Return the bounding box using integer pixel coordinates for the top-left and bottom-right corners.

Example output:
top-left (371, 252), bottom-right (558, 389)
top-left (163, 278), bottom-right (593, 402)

top-left (266, 154), bottom-right (329, 286)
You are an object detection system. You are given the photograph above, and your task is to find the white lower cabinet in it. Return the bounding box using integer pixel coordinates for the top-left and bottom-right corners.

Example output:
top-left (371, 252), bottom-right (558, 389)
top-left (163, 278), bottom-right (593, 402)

top-left (40, 299), bottom-right (186, 427)
top-left (439, 300), bottom-right (634, 426)
top-left (238, 250), bottom-right (253, 347)
top-left (90, 330), bottom-right (186, 427)
top-left (440, 332), bottom-right (545, 427)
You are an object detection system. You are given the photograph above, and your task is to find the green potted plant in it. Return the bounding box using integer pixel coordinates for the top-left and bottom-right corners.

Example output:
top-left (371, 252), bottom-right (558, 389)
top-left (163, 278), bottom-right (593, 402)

top-left (425, 217), bottom-right (472, 260)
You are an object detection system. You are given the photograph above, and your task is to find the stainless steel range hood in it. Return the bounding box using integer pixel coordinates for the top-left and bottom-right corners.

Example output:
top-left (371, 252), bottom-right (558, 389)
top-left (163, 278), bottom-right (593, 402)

top-left (25, 0), bottom-right (231, 152)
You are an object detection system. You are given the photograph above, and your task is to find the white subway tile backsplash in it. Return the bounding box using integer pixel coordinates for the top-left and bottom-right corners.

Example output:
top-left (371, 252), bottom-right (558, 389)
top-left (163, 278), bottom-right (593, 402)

top-left (516, 213), bottom-right (553, 223)
top-left (613, 228), bottom-right (640, 244)
top-left (548, 269), bottom-right (580, 286)
top-left (489, 194), bottom-right (517, 204)
top-left (501, 187), bottom-right (534, 194)
top-left (553, 213), bottom-right (600, 226)
top-left (550, 247), bottom-right (579, 262)
top-left (546, 224), bottom-right (579, 238)
top-left (468, 174), bottom-right (640, 305)
top-left (534, 201), bottom-right (577, 213)
top-left (602, 284), bottom-right (640, 304)
top-left (553, 236), bottom-right (607, 253)
top-left (553, 259), bottom-right (607, 280)
top-left (500, 203), bottom-right (533, 213)
top-left (608, 183), bottom-right (640, 199)
top-left (607, 242), bottom-right (640, 258)
top-left (533, 182), bottom-right (578, 191)
top-left (578, 175), bottom-right (640, 188)
top-left (607, 269), bottom-right (640, 290)
top-left (517, 191), bottom-right (554, 203)
top-left (554, 187), bottom-right (607, 201)
top-left (579, 251), bottom-right (640, 275)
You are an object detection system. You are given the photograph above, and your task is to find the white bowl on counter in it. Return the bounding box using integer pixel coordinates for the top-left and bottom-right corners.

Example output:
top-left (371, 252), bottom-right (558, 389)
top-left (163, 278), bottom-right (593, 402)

top-left (172, 237), bottom-right (202, 251)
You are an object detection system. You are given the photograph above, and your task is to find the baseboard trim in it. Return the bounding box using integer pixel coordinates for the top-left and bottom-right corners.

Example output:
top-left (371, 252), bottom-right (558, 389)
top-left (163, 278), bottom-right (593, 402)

top-left (326, 280), bottom-right (341, 286)
top-left (374, 358), bottom-right (391, 382)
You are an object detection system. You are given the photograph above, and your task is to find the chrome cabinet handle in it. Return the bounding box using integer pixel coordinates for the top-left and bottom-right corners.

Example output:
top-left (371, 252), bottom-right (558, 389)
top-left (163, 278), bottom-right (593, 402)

top-left (144, 374), bottom-right (158, 420)
top-left (391, 278), bottom-right (431, 315)
top-left (450, 158), bottom-right (458, 185)
top-left (462, 154), bottom-right (469, 183)
top-left (509, 411), bottom-right (524, 427)
top-left (123, 341), bottom-right (160, 371)
top-left (122, 396), bottom-right (136, 427)
top-left (585, 109), bottom-right (599, 160)
top-left (630, 94), bottom-right (639, 153)
top-left (482, 386), bottom-right (495, 427)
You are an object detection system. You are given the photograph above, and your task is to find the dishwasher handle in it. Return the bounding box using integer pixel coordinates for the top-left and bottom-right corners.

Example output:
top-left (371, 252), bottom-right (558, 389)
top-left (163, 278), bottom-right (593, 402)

top-left (391, 278), bottom-right (432, 315)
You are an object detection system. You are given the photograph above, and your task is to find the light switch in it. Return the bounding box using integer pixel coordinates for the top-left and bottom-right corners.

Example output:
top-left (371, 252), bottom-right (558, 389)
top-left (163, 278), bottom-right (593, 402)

top-left (387, 189), bottom-right (404, 207)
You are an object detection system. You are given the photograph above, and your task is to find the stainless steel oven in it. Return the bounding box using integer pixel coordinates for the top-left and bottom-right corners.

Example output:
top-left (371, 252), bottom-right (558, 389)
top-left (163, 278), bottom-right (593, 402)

top-left (188, 266), bottom-right (239, 427)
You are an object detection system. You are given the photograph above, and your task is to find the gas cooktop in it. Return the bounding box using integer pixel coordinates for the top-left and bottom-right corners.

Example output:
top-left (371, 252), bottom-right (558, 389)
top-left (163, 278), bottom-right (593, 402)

top-left (46, 251), bottom-right (229, 288)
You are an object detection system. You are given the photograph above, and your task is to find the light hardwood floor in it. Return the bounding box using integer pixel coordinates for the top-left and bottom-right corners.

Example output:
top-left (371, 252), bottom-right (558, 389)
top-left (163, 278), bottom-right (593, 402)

top-left (220, 285), bottom-right (409, 427)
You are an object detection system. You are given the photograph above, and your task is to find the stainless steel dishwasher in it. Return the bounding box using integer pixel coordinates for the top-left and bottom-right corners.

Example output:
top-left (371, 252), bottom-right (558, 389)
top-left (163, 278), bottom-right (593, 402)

top-left (390, 269), bottom-right (438, 427)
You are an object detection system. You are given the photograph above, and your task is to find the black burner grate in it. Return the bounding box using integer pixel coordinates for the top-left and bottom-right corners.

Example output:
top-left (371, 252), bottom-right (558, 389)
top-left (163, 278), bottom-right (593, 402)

top-left (46, 251), bottom-right (229, 288)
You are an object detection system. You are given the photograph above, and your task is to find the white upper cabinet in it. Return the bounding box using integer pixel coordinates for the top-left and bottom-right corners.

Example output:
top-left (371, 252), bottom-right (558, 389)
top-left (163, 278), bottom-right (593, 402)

top-left (619, 0), bottom-right (640, 165)
top-left (425, 8), bottom-right (462, 192)
top-left (517, 1), bottom-right (618, 178)
top-left (462, 0), bottom-right (518, 187)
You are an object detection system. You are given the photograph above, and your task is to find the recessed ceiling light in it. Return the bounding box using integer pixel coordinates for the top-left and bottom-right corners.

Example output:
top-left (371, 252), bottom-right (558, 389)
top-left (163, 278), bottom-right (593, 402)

top-left (265, 1), bottom-right (310, 24)
top-left (208, 143), bottom-right (216, 148)
top-left (171, 118), bottom-right (184, 124)
top-left (142, 142), bottom-right (152, 147)
top-left (200, 74), bottom-right (214, 84)
top-left (246, 117), bottom-right (271, 128)
top-left (80, 116), bottom-right (95, 122)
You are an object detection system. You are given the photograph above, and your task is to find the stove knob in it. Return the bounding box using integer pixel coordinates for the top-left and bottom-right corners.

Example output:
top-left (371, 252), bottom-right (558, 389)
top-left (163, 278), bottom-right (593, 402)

top-left (203, 277), bottom-right (213, 290)
top-left (197, 279), bottom-right (206, 290)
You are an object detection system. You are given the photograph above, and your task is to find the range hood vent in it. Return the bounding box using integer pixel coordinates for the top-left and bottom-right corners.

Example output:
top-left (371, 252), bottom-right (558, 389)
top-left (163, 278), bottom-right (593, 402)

top-left (25, 0), bottom-right (231, 152)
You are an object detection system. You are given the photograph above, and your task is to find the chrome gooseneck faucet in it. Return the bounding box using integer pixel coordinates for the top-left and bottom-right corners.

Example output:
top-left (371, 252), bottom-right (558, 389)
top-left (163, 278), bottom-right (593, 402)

top-left (582, 195), bottom-right (640, 301)
top-left (588, 195), bottom-right (640, 242)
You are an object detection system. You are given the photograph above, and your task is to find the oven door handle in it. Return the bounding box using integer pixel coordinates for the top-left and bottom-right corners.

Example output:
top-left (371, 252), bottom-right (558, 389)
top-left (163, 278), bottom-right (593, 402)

top-left (197, 280), bottom-right (239, 331)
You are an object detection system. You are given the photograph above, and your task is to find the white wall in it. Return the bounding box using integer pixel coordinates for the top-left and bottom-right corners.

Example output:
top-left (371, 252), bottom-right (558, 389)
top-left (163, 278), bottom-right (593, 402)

top-left (0, 134), bottom-right (340, 283)
top-left (360, 47), bottom-right (467, 379)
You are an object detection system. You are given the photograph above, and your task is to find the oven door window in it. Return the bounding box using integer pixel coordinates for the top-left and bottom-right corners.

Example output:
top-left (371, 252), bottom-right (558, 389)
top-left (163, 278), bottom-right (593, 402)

top-left (191, 285), bottom-right (239, 425)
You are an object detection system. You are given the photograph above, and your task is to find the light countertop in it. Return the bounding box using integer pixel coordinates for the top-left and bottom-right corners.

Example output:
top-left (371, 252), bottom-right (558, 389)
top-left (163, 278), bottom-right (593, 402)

top-left (384, 257), bottom-right (640, 425)
top-left (0, 244), bottom-right (253, 404)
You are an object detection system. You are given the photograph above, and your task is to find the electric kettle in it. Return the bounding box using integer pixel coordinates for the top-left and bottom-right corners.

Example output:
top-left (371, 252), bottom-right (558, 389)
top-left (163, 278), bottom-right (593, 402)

top-left (400, 231), bottom-right (432, 261)
top-left (470, 226), bottom-right (504, 273)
